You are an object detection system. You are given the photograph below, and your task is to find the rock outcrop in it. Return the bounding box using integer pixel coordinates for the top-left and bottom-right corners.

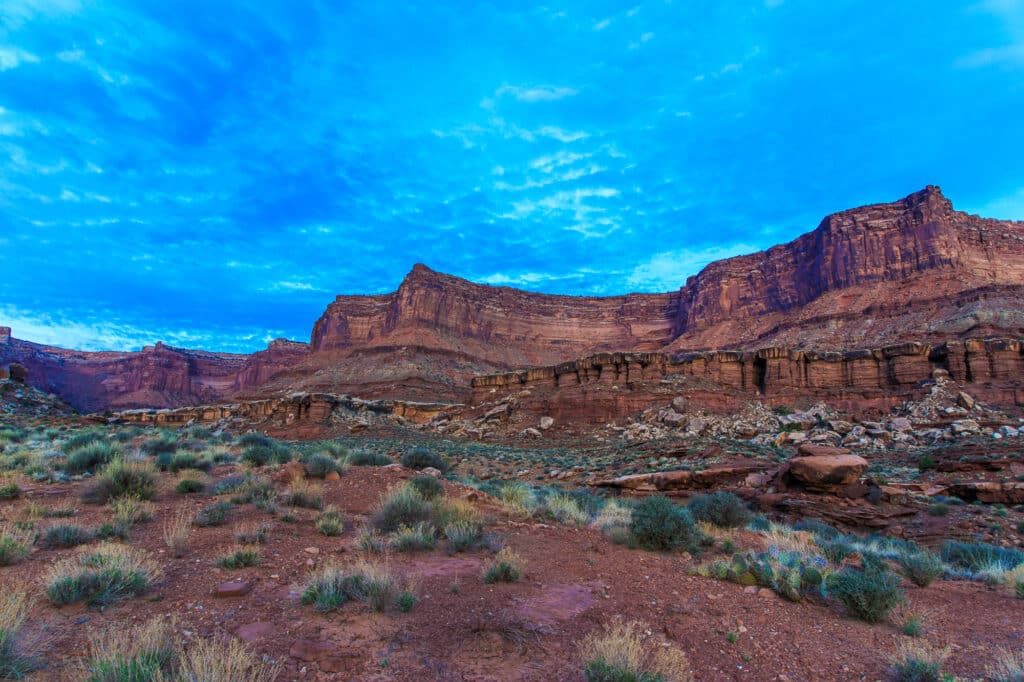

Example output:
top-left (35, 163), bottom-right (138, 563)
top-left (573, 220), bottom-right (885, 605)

top-left (3, 186), bottom-right (1023, 413)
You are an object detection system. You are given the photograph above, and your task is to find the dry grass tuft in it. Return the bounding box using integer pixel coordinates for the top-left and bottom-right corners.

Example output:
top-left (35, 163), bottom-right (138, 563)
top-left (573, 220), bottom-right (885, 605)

top-left (86, 615), bottom-right (177, 680)
top-left (0, 587), bottom-right (42, 678)
top-left (986, 648), bottom-right (1024, 682)
top-left (162, 506), bottom-right (192, 557)
top-left (168, 637), bottom-right (281, 682)
top-left (578, 619), bottom-right (694, 682)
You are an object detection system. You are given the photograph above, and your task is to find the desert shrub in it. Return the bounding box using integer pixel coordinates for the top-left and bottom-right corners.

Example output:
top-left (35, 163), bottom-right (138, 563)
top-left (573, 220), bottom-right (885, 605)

top-left (234, 521), bottom-right (270, 545)
top-left (792, 518), bottom-right (840, 539)
top-left (45, 543), bottom-right (161, 607)
top-left (388, 522), bottom-right (436, 552)
top-left (176, 478), bottom-right (205, 494)
top-left (358, 528), bottom-right (387, 553)
top-left (0, 524), bottom-right (32, 566)
top-left (897, 550), bottom-right (945, 587)
top-left (483, 548), bottom-right (524, 584)
top-left (65, 442), bottom-right (119, 475)
top-left (401, 446), bottom-right (447, 472)
top-left (344, 451), bottom-right (392, 466)
top-left (212, 475), bottom-right (248, 495)
top-left (927, 502), bottom-right (949, 517)
top-left (825, 559), bottom-right (904, 623)
top-left (83, 459), bottom-right (158, 504)
top-left (194, 501), bottom-right (232, 527)
top-left (432, 498), bottom-right (478, 529)
top-left (817, 537), bottom-right (855, 565)
top-left (141, 437), bottom-right (178, 458)
top-left (395, 589), bottom-right (417, 612)
top-left (410, 474), bottom-right (444, 500)
top-left (444, 520), bottom-right (483, 552)
top-left (0, 481), bottom-right (19, 500)
top-left (591, 499), bottom-right (633, 532)
top-left (62, 430), bottom-right (103, 454)
top-left (172, 636), bottom-right (281, 682)
top-left (163, 450), bottom-right (212, 474)
top-left (941, 540), bottom-right (1024, 574)
top-left (0, 589), bottom-right (42, 678)
top-left (301, 559), bottom-right (397, 612)
top-left (217, 546), bottom-right (261, 569)
top-left (357, 560), bottom-right (400, 612)
top-left (281, 478), bottom-right (323, 509)
top-left (84, 615), bottom-right (177, 681)
top-left (630, 496), bottom-right (705, 553)
top-left (109, 495), bottom-right (154, 527)
top-left (891, 642), bottom-right (949, 682)
top-left (986, 648), bottom-right (1024, 681)
top-left (688, 492), bottom-right (751, 529)
top-left (917, 454), bottom-right (937, 472)
top-left (579, 619), bottom-right (693, 682)
top-left (163, 507), bottom-right (191, 557)
top-left (228, 478), bottom-right (276, 506)
top-left (315, 508), bottom-right (345, 537)
top-left (371, 484), bottom-right (433, 533)
top-left (236, 433), bottom-right (273, 448)
top-left (499, 482), bottom-right (538, 516)
top-left (301, 452), bottom-right (341, 479)
top-left (240, 444), bottom-right (279, 467)
top-left (37, 523), bottom-right (93, 549)
top-left (546, 493), bottom-right (589, 526)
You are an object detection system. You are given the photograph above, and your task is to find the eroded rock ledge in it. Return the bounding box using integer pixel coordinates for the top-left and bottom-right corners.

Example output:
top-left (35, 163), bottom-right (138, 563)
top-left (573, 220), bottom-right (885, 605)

top-left (471, 338), bottom-right (1024, 410)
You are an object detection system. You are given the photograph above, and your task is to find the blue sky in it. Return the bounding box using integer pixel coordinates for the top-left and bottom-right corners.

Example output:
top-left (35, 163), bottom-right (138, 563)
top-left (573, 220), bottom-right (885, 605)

top-left (1, 0), bottom-right (1023, 352)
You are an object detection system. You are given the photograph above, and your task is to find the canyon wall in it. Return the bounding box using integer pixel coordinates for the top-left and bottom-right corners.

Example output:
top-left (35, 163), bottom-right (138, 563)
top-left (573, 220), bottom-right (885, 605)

top-left (472, 338), bottom-right (1024, 420)
top-left (3, 186), bottom-right (1023, 413)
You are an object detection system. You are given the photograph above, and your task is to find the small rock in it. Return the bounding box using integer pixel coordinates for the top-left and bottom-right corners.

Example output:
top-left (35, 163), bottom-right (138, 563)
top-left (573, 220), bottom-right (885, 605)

top-left (539, 416), bottom-right (555, 430)
top-left (213, 581), bottom-right (252, 598)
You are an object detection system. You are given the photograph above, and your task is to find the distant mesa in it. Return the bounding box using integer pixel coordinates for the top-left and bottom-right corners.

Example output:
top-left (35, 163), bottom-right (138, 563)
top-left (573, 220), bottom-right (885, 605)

top-left (3, 186), bottom-right (1024, 413)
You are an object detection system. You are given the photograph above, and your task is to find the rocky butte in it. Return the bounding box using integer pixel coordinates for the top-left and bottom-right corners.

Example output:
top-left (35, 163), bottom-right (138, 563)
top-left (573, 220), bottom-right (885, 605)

top-left (2, 185), bottom-right (1023, 415)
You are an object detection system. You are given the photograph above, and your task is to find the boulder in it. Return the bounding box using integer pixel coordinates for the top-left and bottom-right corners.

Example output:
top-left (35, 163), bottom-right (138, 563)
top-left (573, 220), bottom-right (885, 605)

top-left (671, 396), bottom-right (688, 412)
top-left (796, 443), bottom-right (851, 457)
top-left (957, 391), bottom-right (976, 410)
top-left (787, 454), bottom-right (868, 487)
top-left (7, 363), bottom-right (27, 384)
top-left (539, 416), bottom-right (555, 430)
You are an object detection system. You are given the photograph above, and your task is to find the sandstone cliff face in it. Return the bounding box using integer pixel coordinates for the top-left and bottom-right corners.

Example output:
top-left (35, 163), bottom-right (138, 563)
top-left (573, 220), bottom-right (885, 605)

top-left (0, 337), bottom-right (308, 413)
top-left (3, 186), bottom-right (1023, 412)
top-left (669, 186), bottom-right (1024, 349)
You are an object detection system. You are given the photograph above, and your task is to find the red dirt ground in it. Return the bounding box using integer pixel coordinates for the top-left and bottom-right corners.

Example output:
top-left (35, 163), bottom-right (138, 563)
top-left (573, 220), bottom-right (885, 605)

top-left (3, 465), bottom-right (1023, 681)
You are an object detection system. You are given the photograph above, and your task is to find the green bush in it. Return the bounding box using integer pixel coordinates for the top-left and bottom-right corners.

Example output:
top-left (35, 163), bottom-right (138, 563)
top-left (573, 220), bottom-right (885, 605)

top-left (483, 548), bottom-right (523, 584)
top-left (345, 451), bottom-right (392, 466)
top-left (175, 478), bottom-right (205, 494)
top-left (65, 442), bottom-right (119, 475)
top-left (37, 524), bottom-right (93, 549)
top-left (687, 492), bottom-right (751, 528)
top-left (818, 538), bottom-right (854, 565)
top-left (141, 437), bottom-right (178, 458)
top-left (941, 540), bottom-right (1024, 573)
top-left (161, 450), bottom-right (211, 473)
top-left (302, 452), bottom-right (342, 478)
top-left (236, 433), bottom-right (273, 448)
top-left (897, 551), bottom-right (944, 587)
top-left (45, 544), bottom-right (159, 607)
top-left (193, 501), bottom-right (232, 527)
top-left (388, 522), bottom-right (436, 552)
top-left (315, 508), bottom-right (345, 537)
top-left (401, 446), bottom-right (448, 473)
top-left (83, 460), bottom-right (158, 504)
top-left (825, 560), bottom-right (904, 623)
top-left (371, 484), bottom-right (433, 533)
top-left (301, 563), bottom-right (368, 612)
top-left (630, 495), bottom-right (704, 553)
top-left (410, 474), bottom-right (444, 500)
top-left (394, 590), bottom-right (417, 612)
top-left (444, 520), bottom-right (483, 552)
top-left (240, 443), bottom-right (290, 467)
top-left (61, 430), bottom-right (103, 454)
top-left (0, 482), bottom-right (19, 500)
top-left (217, 547), bottom-right (261, 569)
top-left (927, 502), bottom-right (949, 517)
top-left (0, 532), bottom-right (31, 566)
top-left (917, 454), bottom-right (936, 472)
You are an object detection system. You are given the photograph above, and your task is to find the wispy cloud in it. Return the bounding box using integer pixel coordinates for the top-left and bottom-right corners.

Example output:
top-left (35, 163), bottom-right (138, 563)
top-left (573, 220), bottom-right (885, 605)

top-left (626, 244), bottom-right (760, 290)
top-left (495, 84), bottom-right (579, 102)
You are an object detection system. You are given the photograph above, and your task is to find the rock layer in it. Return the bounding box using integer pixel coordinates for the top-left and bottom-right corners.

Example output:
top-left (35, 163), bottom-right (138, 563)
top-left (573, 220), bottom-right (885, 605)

top-left (3, 186), bottom-right (1024, 412)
